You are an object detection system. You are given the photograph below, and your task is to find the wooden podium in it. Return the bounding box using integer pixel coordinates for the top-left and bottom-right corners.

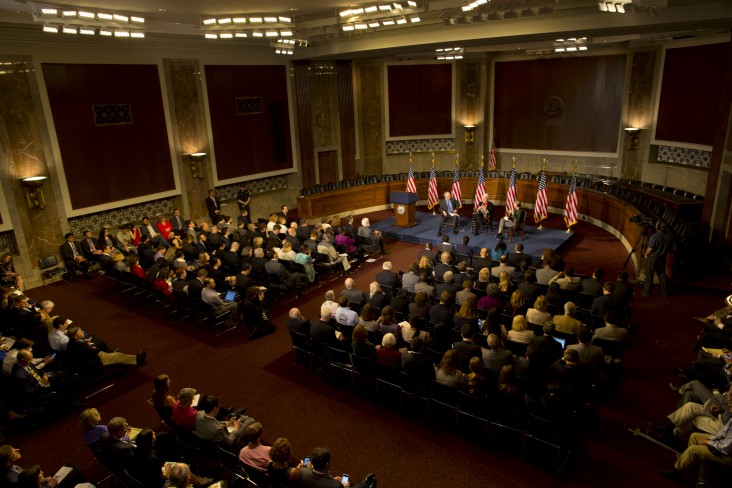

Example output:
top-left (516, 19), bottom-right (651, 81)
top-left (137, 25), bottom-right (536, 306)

top-left (392, 191), bottom-right (418, 228)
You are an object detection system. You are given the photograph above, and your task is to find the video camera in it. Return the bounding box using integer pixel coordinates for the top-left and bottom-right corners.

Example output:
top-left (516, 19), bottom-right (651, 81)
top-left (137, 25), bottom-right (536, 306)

top-left (629, 213), bottom-right (655, 227)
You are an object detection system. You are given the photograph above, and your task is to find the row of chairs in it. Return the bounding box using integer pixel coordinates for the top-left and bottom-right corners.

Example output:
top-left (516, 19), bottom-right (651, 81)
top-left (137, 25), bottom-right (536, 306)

top-left (288, 331), bottom-right (581, 473)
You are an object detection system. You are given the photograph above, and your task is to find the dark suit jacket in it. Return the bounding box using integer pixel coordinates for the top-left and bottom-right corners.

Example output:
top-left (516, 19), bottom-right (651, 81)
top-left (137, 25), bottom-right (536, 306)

top-left (402, 352), bottom-right (436, 383)
top-left (429, 304), bottom-right (454, 327)
top-left (287, 317), bottom-right (310, 335)
top-left (206, 196), bottom-right (221, 216)
top-left (170, 215), bottom-right (186, 232)
top-left (417, 249), bottom-right (437, 263)
top-left (435, 282), bottom-right (460, 298)
top-left (439, 198), bottom-right (460, 215)
top-left (11, 363), bottom-right (50, 403)
top-left (452, 340), bottom-right (482, 365)
top-left (100, 436), bottom-right (136, 470)
top-left (369, 292), bottom-right (389, 310)
top-left (310, 320), bottom-right (334, 344)
top-left (68, 338), bottom-right (104, 371)
top-left (590, 294), bottom-right (625, 318)
top-left (61, 241), bottom-right (84, 263)
top-left (483, 348), bottom-right (514, 372)
top-left (518, 281), bottom-right (542, 301)
top-left (187, 278), bottom-right (206, 300)
top-left (80, 237), bottom-right (102, 259)
top-left (507, 252), bottom-right (531, 267)
top-left (234, 273), bottom-right (253, 293)
top-left (375, 270), bottom-right (399, 288)
top-left (471, 256), bottom-right (492, 273)
top-left (341, 288), bottom-right (367, 306)
top-left (581, 278), bottom-right (604, 296)
top-left (434, 263), bottom-right (452, 281)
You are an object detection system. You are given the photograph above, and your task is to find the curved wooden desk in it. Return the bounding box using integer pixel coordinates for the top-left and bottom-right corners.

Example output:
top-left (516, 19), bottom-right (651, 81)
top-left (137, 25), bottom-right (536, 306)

top-left (297, 177), bottom-right (644, 254)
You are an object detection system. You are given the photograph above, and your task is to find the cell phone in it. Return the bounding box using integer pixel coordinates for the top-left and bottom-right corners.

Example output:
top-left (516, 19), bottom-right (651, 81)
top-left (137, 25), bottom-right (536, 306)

top-left (724, 354), bottom-right (732, 360)
top-left (50, 353), bottom-right (56, 359)
top-left (342, 474), bottom-right (349, 484)
top-left (303, 457), bottom-right (310, 466)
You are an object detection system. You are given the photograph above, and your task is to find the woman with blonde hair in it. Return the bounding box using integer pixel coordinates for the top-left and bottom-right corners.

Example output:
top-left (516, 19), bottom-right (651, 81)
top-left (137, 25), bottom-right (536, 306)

top-left (503, 289), bottom-right (527, 316)
top-left (498, 271), bottom-right (514, 294)
top-left (474, 267), bottom-right (491, 291)
top-left (526, 294), bottom-right (551, 325)
top-left (112, 251), bottom-right (129, 272)
top-left (267, 214), bottom-right (279, 232)
top-left (507, 315), bottom-right (534, 344)
top-left (418, 255), bottom-right (433, 275)
top-left (279, 240), bottom-right (296, 261)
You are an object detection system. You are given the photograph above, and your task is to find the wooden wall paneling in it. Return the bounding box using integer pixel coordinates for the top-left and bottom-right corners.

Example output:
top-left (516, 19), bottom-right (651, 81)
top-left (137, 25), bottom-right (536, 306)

top-left (494, 56), bottom-right (626, 152)
top-left (294, 61), bottom-right (316, 188)
top-left (358, 64), bottom-right (383, 176)
top-left (387, 64), bottom-right (452, 137)
top-left (204, 65), bottom-right (292, 180)
top-left (42, 63), bottom-right (175, 210)
top-left (337, 61), bottom-right (356, 182)
top-left (656, 42), bottom-right (729, 147)
top-left (318, 150), bottom-right (338, 185)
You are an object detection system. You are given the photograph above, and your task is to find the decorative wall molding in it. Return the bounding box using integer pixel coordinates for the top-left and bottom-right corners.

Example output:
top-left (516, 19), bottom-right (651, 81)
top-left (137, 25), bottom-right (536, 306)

top-left (68, 198), bottom-right (175, 235)
top-left (93, 104), bottom-right (133, 125)
top-left (215, 175), bottom-right (288, 200)
top-left (385, 138), bottom-right (455, 155)
top-left (656, 145), bottom-right (710, 169)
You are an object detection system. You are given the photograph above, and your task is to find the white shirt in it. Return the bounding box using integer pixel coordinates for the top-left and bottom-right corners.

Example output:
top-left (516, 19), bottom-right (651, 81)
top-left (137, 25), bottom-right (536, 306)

top-left (48, 329), bottom-right (70, 351)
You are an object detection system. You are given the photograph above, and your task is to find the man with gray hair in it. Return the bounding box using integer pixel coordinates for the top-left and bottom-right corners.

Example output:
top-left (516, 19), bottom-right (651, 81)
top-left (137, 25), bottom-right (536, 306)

top-left (287, 307), bottom-right (309, 335)
top-left (100, 416), bottom-right (135, 470)
top-left (401, 263), bottom-right (420, 293)
top-left (321, 290), bottom-right (339, 318)
top-left (482, 334), bottom-right (514, 372)
top-left (340, 277), bottom-right (366, 307)
top-left (317, 232), bottom-right (351, 272)
top-left (553, 301), bottom-right (582, 335)
top-left (357, 217), bottom-right (387, 254)
top-left (375, 261), bottom-right (399, 288)
top-left (436, 271), bottom-right (460, 297)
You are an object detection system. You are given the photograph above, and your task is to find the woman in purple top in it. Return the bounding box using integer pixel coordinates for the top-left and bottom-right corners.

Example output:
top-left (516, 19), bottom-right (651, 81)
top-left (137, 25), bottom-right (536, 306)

top-left (80, 408), bottom-right (129, 448)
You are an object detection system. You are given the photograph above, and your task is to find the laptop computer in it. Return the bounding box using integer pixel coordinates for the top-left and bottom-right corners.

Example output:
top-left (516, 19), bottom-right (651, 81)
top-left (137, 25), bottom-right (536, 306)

top-left (222, 289), bottom-right (238, 303)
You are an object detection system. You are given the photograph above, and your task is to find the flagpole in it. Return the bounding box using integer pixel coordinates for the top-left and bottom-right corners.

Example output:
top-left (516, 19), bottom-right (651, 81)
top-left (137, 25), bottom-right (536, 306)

top-left (431, 152), bottom-right (436, 215)
top-left (537, 158), bottom-right (547, 230)
top-left (566, 159), bottom-right (577, 234)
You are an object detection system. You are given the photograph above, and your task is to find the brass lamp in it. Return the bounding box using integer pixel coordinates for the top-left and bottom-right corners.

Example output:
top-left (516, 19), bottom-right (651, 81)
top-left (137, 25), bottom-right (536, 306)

top-left (624, 127), bottom-right (640, 150)
top-left (20, 176), bottom-right (48, 209)
top-left (186, 152), bottom-right (207, 179)
top-left (464, 125), bottom-right (476, 144)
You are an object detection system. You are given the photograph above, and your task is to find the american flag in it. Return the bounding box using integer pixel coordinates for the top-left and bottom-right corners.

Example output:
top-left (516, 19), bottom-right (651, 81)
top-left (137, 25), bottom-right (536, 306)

top-left (451, 162), bottom-right (462, 207)
top-left (427, 162), bottom-right (439, 209)
top-left (505, 167), bottom-right (517, 217)
top-left (473, 161), bottom-right (485, 210)
top-left (489, 140), bottom-right (497, 171)
top-left (564, 172), bottom-right (578, 228)
top-left (406, 161), bottom-right (417, 194)
top-left (534, 170), bottom-right (548, 223)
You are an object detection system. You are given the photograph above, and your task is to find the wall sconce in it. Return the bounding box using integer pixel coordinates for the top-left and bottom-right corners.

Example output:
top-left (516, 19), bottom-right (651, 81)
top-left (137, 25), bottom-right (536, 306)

top-left (20, 176), bottom-right (48, 209)
top-left (185, 152), bottom-right (207, 179)
top-left (464, 125), bottom-right (476, 144)
top-left (624, 127), bottom-right (640, 150)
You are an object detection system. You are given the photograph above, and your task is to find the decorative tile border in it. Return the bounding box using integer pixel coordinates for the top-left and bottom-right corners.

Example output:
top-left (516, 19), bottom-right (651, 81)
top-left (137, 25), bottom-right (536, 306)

top-left (386, 138), bottom-right (456, 155)
top-left (68, 198), bottom-right (175, 235)
top-left (216, 175), bottom-right (288, 200)
top-left (66, 176), bottom-right (287, 234)
top-left (656, 145), bottom-right (710, 169)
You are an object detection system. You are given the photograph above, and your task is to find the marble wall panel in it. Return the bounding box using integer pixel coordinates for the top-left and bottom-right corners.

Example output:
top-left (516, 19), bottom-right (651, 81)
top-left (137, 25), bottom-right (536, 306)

top-left (311, 62), bottom-right (337, 149)
top-left (357, 64), bottom-right (383, 177)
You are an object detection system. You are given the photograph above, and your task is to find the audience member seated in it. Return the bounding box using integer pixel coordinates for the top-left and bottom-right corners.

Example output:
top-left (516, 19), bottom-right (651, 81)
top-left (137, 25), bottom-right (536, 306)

top-left (375, 333), bottom-right (401, 368)
top-left (241, 287), bottom-right (276, 339)
top-left (466, 357), bottom-right (487, 396)
top-left (401, 264), bottom-right (420, 293)
top-left (377, 306), bottom-right (399, 337)
top-left (408, 292), bottom-right (430, 322)
top-left (152, 374), bottom-right (177, 421)
top-left (491, 255), bottom-right (515, 280)
top-left (375, 261), bottom-right (399, 288)
top-left (351, 325), bottom-right (376, 360)
top-left (526, 295), bottom-right (552, 326)
top-left (482, 333), bottom-right (514, 372)
top-left (60, 233), bottom-right (91, 280)
top-left (497, 272), bottom-right (514, 296)
top-left (413, 273), bottom-right (434, 297)
top-left (239, 422), bottom-right (271, 474)
top-left (590, 282), bottom-right (627, 319)
top-left (170, 388), bottom-right (198, 430)
top-left (317, 233), bottom-right (351, 273)
top-left (435, 349), bottom-right (465, 388)
top-left (417, 255), bottom-right (433, 277)
top-left (195, 395), bottom-right (253, 450)
top-left (477, 284), bottom-right (502, 312)
top-left (340, 278), bottom-right (367, 308)
top-left (517, 269), bottom-right (541, 302)
top-left (79, 407), bottom-right (125, 450)
top-left (548, 266), bottom-right (581, 291)
top-left (267, 438), bottom-right (303, 487)
top-left (452, 324), bottom-right (482, 371)
top-left (592, 312), bottom-right (628, 342)
top-left (507, 315), bottom-right (534, 344)
top-left (389, 288), bottom-right (410, 317)
top-left (473, 248), bottom-right (492, 273)
top-left (429, 292), bottom-right (455, 329)
top-left (357, 218), bottom-right (387, 255)
top-left (401, 336), bottom-right (435, 385)
top-left (67, 326), bottom-right (145, 370)
top-left (659, 416), bottom-right (732, 483)
top-left (455, 280), bottom-right (475, 306)
top-left (368, 282), bottom-right (388, 310)
top-left (581, 268), bottom-right (605, 296)
top-left (358, 304), bottom-right (379, 333)
top-left (453, 298), bottom-right (479, 334)
top-left (299, 447), bottom-right (373, 488)
top-left (11, 349), bottom-right (79, 412)
top-left (567, 327), bottom-right (605, 369)
top-left (0, 253), bottom-right (23, 292)
top-left (553, 302), bottom-right (582, 336)
top-left (335, 296), bottom-right (359, 329)
top-left (99, 416), bottom-right (135, 471)
top-left (287, 308), bottom-right (310, 335)
top-left (545, 282), bottom-right (564, 308)
top-left (433, 252), bottom-right (452, 282)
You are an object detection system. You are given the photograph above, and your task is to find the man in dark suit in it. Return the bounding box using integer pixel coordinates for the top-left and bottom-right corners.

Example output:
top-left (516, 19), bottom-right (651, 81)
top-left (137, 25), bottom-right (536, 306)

top-left (98, 246), bottom-right (115, 271)
top-left (590, 282), bottom-right (626, 318)
top-left (375, 261), bottom-right (399, 288)
top-left (287, 308), bottom-right (310, 335)
top-left (67, 325), bottom-right (142, 369)
top-left (340, 277), bottom-right (367, 307)
top-left (482, 334), bottom-right (515, 372)
top-left (368, 282), bottom-right (389, 310)
top-left (284, 227), bottom-right (300, 250)
top-left (187, 269), bottom-right (208, 301)
top-left (170, 208), bottom-right (186, 235)
top-left (11, 349), bottom-right (76, 410)
top-left (343, 215), bottom-right (356, 238)
top-left (433, 252), bottom-right (453, 281)
top-left (527, 323), bottom-right (564, 371)
top-left (496, 200), bottom-right (526, 239)
top-left (100, 417), bottom-right (136, 470)
top-left (265, 250), bottom-right (304, 293)
top-left (80, 229), bottom-right (103, 262)
top-left (402, 337), bottom-right (435, 383)
top-left (437, 191), bottom-right (460, 236)
top-left (507, 242), bottom-right (531, 267)
top-left (60, 232), bottom-right (91, 278)
top-left (138, 216), bottom-right (169, 246)
top-left (613, 271), bottom-right (634, 304)
top-left (435, 271), bottom-right (460, 298)
top-left (297, 219), bottom-right (314, 241)
top-left (429, 291), bottom-right (455, 328)
top-left (454, 235), bottom-right (472, 256)
top-left (310, 312), bottom-right (335, 344)
top-left (582, 268), bottom-right (605, 296)
top-left (518, 269), bottom-right (542, 302)
top-left (276, 205), bottom-right (291, 226)
top-left (206, 189), bottom-right (222, 224)
top-left (452, 325), bottom-right (482, 372)
top-left (417, 242), bottom-right (436, 263)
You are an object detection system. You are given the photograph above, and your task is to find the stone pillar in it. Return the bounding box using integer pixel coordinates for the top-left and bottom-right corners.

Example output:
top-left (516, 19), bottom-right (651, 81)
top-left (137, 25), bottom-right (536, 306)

top-left (355, 62), bottom-right (383, 177)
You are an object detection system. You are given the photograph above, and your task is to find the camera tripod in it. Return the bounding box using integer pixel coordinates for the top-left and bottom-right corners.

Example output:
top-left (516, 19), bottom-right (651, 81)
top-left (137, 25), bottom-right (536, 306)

top-left (623, 226), bottom-right (651, 283)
